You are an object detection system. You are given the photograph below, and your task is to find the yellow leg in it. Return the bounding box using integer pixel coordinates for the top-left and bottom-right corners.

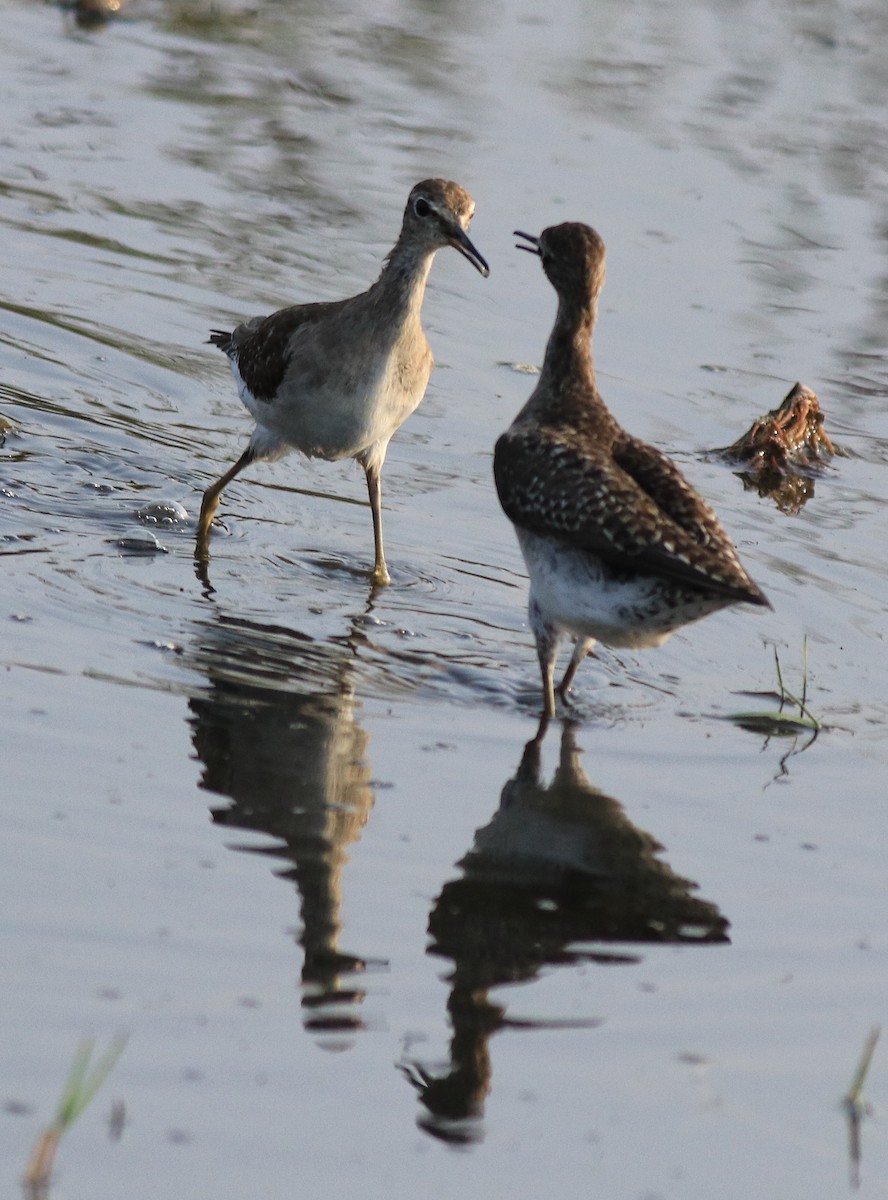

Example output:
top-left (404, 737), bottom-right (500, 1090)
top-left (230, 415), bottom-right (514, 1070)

top-left (557, 637), bottom-right (594, 703)
top-left (195, 448), bottom-right (254, 560)
top-left (541, 662), bottom-right (557, 720)
top-left (364, 462), bottom-right (391, 587)
top-left (530, 599), bottom-right (559, 719)
top-left (535, 633), bottom-right (558, 720)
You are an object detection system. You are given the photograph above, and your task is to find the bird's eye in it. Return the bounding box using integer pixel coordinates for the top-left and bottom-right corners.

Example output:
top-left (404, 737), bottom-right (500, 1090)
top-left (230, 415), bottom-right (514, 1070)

top-left (413, 197), bottom-right (432, 218)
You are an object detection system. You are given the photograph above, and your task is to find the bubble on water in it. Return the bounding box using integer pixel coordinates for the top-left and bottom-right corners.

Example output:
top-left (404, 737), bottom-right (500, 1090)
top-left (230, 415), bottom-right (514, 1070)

top-left (114, 533), bottom-right (169, 555)
top-left (134, 500), bottom-right (188, 526)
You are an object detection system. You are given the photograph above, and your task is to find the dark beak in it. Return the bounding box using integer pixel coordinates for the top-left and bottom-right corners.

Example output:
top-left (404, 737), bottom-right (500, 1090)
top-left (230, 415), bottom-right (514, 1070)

top-left (514, 229), bottom-right (541, 255)
top-left (447, 227), bottom-right (490, 277)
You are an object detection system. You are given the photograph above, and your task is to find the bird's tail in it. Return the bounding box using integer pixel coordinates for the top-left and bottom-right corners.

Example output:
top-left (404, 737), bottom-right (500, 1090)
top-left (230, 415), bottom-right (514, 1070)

top-left (208, 329), bottom-right (233, 353)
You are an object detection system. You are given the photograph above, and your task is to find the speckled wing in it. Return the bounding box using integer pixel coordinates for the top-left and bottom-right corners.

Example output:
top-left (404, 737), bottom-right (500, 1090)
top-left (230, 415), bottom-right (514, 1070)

top-left (494, 427), bottom-right (768, 604)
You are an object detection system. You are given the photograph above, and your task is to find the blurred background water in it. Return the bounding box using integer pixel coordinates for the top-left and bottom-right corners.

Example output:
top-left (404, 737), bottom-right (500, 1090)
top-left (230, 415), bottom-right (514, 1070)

top-left (2, 0), bottom-right (888, 1196)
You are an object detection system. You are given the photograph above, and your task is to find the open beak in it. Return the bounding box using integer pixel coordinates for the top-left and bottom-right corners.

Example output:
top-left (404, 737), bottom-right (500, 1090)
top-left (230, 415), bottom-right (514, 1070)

top-left (514, 230), bottom-right (541, 256)
top-left (447, 227), bottom-right (490, 277)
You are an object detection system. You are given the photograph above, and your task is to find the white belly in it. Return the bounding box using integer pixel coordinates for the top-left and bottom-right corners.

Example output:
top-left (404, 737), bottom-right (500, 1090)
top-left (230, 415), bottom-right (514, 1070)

top-left (516, 529), bottom-right (728, 649)
top-left (233, 338), bottom-right (431, 464)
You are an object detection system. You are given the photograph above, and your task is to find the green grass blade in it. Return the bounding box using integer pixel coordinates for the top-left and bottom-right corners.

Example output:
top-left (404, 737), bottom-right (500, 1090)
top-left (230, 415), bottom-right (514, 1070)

top-left (54, 1034), bottom-right (128, 1129)
top-left (845, 1025), bottom-right (880, 1112)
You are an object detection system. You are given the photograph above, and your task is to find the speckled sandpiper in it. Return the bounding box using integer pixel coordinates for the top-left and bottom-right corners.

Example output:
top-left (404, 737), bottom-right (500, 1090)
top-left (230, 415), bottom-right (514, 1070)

top-left (196, 179), bottom-right (489, 586)
top-left (494, 222), bottom-right (769, 718)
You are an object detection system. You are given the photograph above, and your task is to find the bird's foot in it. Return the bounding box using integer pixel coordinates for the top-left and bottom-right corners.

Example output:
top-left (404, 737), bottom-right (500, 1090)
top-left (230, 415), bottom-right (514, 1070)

top-left (370, 562), bottom-right (392, 588)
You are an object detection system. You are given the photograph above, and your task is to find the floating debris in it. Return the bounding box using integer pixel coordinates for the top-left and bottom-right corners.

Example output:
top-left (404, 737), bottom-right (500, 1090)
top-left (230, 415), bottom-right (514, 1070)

top-left (62, 0), bottom-right (124, 28)
top-left (718, 382), bottom-right (837, 513)
top-left (498, 360), bottom-right (540, 375)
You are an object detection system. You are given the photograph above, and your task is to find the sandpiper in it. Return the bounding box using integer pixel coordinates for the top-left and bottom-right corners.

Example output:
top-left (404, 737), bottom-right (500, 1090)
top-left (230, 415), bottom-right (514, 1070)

top-left (197, 179), bottom-right (489, 586)
top-left (494, 222), bottom-right (769, 718)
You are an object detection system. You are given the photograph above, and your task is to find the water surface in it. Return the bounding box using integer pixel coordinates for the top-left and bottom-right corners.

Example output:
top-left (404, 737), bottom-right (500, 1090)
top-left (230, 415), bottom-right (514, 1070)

top-left (2, 1), bottom-right (888, 1196)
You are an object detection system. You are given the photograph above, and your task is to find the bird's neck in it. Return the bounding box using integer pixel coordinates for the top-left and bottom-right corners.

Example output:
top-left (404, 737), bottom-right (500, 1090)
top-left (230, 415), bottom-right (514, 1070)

top-left (528, 297), bottom-right (609, 426)
top-left (372, 238), bottom-right (436, 322)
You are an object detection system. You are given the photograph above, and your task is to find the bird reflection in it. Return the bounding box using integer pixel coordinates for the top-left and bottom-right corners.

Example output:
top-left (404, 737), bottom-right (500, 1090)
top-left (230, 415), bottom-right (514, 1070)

top-left (188, 610), bottom-right (380, 1048)
top-left (402, 719), bottom-right (729, 1143)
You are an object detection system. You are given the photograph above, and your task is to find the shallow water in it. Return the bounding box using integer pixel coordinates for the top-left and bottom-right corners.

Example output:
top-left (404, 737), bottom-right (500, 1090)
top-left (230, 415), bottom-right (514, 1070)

top-left (3, 0), bottom-right (888, 1195)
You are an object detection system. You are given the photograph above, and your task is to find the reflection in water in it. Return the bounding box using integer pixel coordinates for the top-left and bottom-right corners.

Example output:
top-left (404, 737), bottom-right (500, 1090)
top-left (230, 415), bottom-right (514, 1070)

top-left (403, 721), bottom-right (729, 1144)
top-left (188, 611), bottom-right (380, 1048)
top-left (734, 462), bottom-right (815, 515)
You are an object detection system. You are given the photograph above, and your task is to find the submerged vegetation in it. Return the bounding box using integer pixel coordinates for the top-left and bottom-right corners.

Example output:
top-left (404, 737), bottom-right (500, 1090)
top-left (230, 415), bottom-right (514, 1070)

top-left (725, 639), bottom-right (823, 739)
top-left (721, 640), bottom-right (828, 780)
top-left (843, 1025), bottom-right (880, 1190)
top-left (23, 1035), bottom-right (127, 1199)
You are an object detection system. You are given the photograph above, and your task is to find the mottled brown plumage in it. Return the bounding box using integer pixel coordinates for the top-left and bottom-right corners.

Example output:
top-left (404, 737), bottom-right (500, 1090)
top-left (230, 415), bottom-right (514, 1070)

top-left (495, 223), bottom-right (769, 717)
top-left (197, 179), bottom-right (488, 586)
